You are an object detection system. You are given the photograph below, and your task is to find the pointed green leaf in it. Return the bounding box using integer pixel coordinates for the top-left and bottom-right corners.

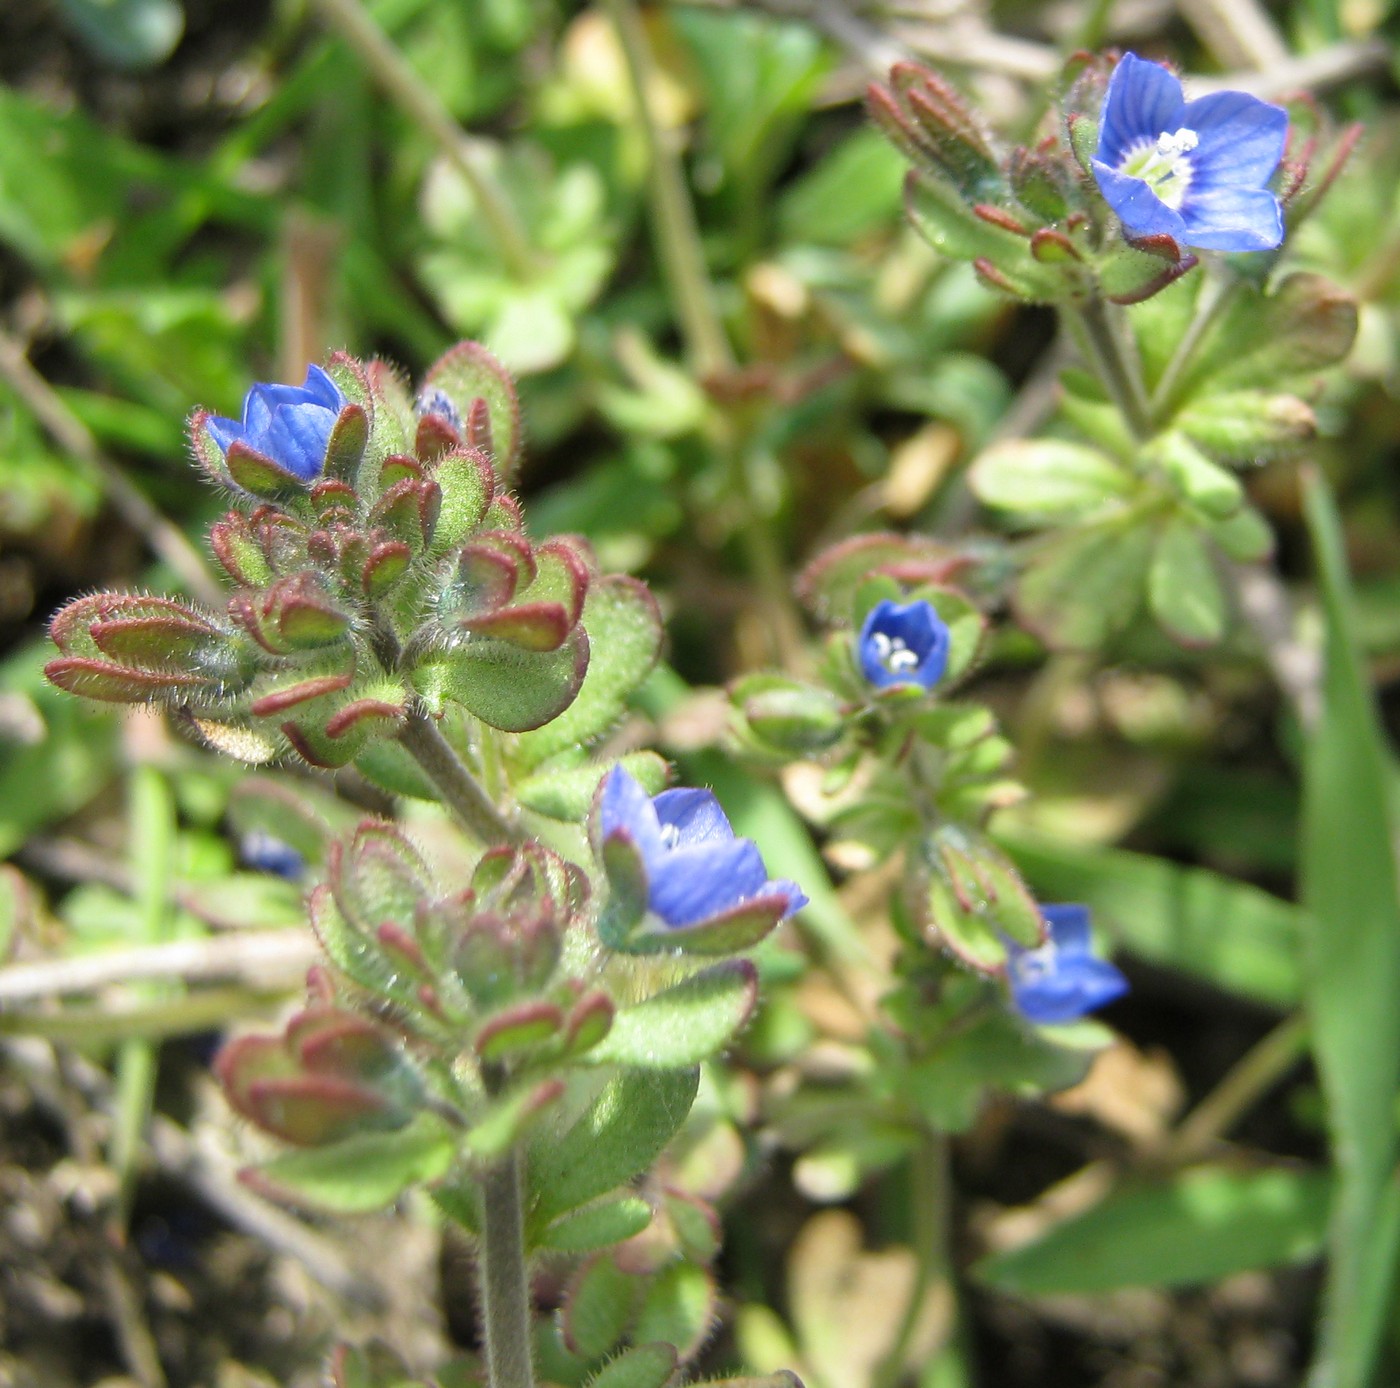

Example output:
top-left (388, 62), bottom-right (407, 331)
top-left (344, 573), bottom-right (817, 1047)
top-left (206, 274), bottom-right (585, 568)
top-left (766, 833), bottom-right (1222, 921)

top-left (527, 1068), bottom-right (699, 1231)
top-left (1300, 471), bottom-right (1400, 1388)
top-left (588, 962), bottom-right (759, 1068)
top-left (975, 1166), bottom-right (1331, 1295)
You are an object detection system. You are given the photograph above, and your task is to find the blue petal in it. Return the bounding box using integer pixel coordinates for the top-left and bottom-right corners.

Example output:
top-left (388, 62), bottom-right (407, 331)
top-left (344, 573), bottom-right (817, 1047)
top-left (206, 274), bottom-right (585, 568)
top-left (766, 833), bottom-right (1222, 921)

top-left (261, 405), bottom-right (337, 480)
top-left (1180, 91), bottom-right (1288, 188)
top-left (243, 385), bottom-right (279, 438)
top-left (599, 767), bottom-right (665, 863)
top-left (771, 878), bottom-right (809, 916)
top-left (302, 364), bottom-right (345, 411)
top-left (653, 788), bottom-right (736, 847)
top-left (1012, 956), bottom-right (1129, 1025)
top-left (648, 837), bottom-right (771, 926)
top-left (1041, 903), bottom-right (1093, 954)
top-left (1180, 186), bottom-right (1283, 251)
top-left (858, 599), bottom-right (951, 690)
top-left (1091, 160), bottom-right (1188, 241)
top-left (1096, 53), bottom-right (1184, 167)
top-left (204, 415), bottom-right (242, 452)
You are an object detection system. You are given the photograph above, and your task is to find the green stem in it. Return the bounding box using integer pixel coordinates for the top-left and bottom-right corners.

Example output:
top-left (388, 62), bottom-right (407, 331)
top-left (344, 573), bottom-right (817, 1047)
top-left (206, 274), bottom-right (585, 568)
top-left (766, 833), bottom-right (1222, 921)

top-left (1148, 270), bottom-right (1238, 427)
top-left (111, 767), bottom-right (177, 1234)
top-left (1163, 1012), bottom-right (1309, 1163)
top-left (1068, 297), bottom-right (1153, 441)
top-left (875, 1131), bottom-right (950, 1388)
top-left (479, 1147), bottom-right (536, 1388)
top-left (602, 0), bottom-right (734, 378)
top-left (311, 0), bottom-right (537, 282)
top-left (397, 709), bottom-right (522, 845)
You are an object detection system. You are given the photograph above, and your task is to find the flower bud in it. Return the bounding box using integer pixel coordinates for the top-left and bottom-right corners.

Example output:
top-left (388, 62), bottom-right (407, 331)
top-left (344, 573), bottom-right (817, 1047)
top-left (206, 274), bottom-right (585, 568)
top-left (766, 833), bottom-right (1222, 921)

top-left (733, 674), bottom-right (846, 756)
top-left (228, 573), bottom-right (352, 655)
top-left (45, 593), bottom-right (254, 705)
top-left (215, 1006), bottom-right (419, 1147)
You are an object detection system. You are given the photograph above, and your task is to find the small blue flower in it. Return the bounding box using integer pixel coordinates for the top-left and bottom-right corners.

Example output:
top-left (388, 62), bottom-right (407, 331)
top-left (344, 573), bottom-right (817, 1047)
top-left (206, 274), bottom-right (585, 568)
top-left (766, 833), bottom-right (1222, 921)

top-left (205, 365), bottom-right (345, 482)
top-left (1006, 903), bottom-right (1128, 1025)
top-left (598, 767), bottom-right (807, 929)
top-left (858, 599), bottom-right (951, 691)
top-left (1092, 52), bottom-right (1288, 252)
top-left (239, 830), bottom-right (306, 881)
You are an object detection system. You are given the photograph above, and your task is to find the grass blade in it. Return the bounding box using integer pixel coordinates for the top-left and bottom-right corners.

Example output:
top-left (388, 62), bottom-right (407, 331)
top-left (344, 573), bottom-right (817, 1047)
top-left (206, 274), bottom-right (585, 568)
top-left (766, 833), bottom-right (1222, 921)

top-left (1301, 470), bottom-right (1400, 1388)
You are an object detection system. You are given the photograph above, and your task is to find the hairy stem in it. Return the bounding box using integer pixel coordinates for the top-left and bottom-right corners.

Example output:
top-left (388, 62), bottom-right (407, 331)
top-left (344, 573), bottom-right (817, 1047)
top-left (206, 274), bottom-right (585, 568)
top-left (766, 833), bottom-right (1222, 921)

top-left (397, 709), bottom-right (522, 845)
top-left (311, 0), bottom-right (537, 281)
top-left (1149, 271), bottom-right (1238, 427)
top-left (602, 0), bottom-right (734, 378)
top-left (480, 1147), bottom-right (536, 1388)
top-left (1069, 297), bottom-right (1154, 440)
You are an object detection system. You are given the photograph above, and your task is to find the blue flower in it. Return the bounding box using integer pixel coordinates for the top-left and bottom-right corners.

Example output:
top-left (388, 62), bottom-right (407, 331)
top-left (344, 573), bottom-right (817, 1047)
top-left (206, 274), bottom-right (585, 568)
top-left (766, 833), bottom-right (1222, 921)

top-left (205, 365), bottom-right (345, 482)
top-left (239, 830), bottom-right (306, 881)
top-left (598, 766), bottom-right (807, 930)
top-left (1092, 52), bottom-right (1288, 252)
top-left (1006, 903), bottom-right (1128, 1025)
top-left (858, 599), bottom-right (951, 691)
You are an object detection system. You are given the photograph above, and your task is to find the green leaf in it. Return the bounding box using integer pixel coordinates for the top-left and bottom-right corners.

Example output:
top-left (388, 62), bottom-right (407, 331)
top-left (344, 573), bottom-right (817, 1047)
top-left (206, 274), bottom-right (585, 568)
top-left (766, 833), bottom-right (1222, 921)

top-left (1144, 432), bottom-right (1244, 519)
top-left (563, 1254), bottom-right (641, 1359)
top-left (1300, 471), bottom-right (1400, 1388)
top-left (1148, 518), bottom-right (1226, 646)
top-left (516, 751), bottom-right (668, 823)
top-left (1001, 831), bottom-right (1302, 1009)
top-left (588, 962), bottom-right (759, 1068)
top-left (674, 7), bottom-right (828, 206)
top-left (249, 1113), bottom-right (458, 1214)
top-left (527, 1068), bottom-right (700, 1232)
top-left (515, 577), bottom-right (663, 767)
top-left (1174, 273), bottom-right (1357, 400)
top-left (0, 643), bottom-right (120, 858)
top-left (975, 1166), bottom-right (1332, 1295)
top-left (632, 1262), bottom-right (717, 1363)
top-left (540, 1197), bottom-right (655, 1254)
top-left (778, 128), bottom-right (904, 245)
top-left (1015, 520), bottom-right (1153, 651)
top-left (905, 1009), bottom-right (1108, 1131)
top-left (583, 1343), bottom-right (679, 1388)
top-left (414, 628), bottom-right (588, 733)
top-left (970, 439), bottom-right (1135, 524)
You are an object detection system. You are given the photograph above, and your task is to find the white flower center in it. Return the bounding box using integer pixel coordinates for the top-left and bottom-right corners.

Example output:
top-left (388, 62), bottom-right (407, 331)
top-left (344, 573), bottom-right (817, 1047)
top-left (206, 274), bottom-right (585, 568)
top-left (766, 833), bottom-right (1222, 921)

top-left (870, 631), bottom-right (922, 676)
top-left (659, 823), bottom-right (681, 849)
top-left (1011, 941), bottom-right (1058, 985)
top-left (1120, 126), bottom-right (1199, 210)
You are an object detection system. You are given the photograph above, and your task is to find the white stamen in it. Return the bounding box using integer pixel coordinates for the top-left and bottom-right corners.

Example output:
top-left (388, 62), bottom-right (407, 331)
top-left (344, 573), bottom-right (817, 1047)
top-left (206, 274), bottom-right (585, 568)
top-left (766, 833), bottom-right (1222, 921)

top-left (1155, 127), bottom-right (1199, 157)
top-left (872, 631), bottom-right (921, 675)
top-left (1120, 125), bottom-right (1199, 210)
top-left (659, 823), bottom-right (681, 848)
